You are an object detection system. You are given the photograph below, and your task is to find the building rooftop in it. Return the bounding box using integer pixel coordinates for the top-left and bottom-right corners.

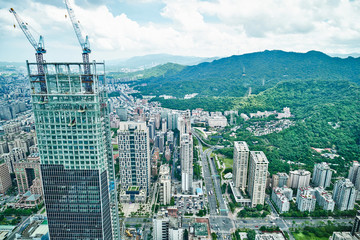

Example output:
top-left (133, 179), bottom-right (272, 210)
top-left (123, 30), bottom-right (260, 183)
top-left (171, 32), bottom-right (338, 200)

top-left (250, 151), bottom-right (269, 164)
top-left (194, 222), bottom-right (208, 237)
top-left (234, 141), bottom-right (249, 152)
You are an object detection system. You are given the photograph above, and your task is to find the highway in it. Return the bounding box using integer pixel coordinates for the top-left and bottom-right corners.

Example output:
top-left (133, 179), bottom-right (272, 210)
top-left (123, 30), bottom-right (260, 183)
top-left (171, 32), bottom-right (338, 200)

top-left (200, 146), bottom-right (218, 215)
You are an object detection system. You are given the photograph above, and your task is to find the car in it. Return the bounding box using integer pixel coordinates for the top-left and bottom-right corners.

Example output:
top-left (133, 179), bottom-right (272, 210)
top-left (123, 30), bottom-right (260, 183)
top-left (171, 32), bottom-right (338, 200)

top-left (255, 226), bottom-right (259, 228)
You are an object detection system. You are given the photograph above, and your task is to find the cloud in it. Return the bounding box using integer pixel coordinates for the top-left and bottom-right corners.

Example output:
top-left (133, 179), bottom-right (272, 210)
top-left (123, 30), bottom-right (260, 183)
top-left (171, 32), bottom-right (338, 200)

top-left (1, 0), bottom-right (360, 62)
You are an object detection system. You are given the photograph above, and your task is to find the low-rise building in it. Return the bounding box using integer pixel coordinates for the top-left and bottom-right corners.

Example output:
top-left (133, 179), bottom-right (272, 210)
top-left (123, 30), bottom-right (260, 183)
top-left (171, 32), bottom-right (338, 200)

top-left (331, 232), bottom-right (353, 240)
top-left (208, 115), bottom-right (227, 128)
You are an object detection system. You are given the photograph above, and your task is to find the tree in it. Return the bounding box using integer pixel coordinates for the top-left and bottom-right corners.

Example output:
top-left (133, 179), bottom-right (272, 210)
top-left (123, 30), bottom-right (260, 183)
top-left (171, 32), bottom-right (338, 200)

top-left (247, 230), bottom-right (256, 240)
top-left (183, 229), bottom-right (189, 240)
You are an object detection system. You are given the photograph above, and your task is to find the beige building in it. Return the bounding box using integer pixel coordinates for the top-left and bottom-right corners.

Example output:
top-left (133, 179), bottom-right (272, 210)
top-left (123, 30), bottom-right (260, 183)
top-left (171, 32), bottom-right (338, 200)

top-left (247, 151), bottom-right (269, 207)
top-left (2, 147), bottom-right (26, 173)
top-left (0, 162), bottom-right (12, 194)
top-left (13, 153), bottom-right (42, 195)
top-left (232, 141), bottom-right (250, 191)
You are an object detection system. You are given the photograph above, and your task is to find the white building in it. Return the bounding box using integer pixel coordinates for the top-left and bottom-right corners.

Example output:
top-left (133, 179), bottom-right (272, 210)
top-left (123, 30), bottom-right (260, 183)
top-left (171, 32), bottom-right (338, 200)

top-left (296, 187), bottom-right (316, 212)
top-left (233, 141), bottom-right (250, 191)
top-left (314, 187), bottom-right (335, 211)
top-left (180, 133), bottom-right (193, 193)
top-left (288, 169), bottom-right (311, 189)
top-left (169, 228), bottom-right (184, 240)
top-left (312, 162), bottom-right (332, 188)
top-left (331, 232), bottom-right (353, 240)
top-left (348, 161), bottom-right (360, 184)
top-left (333, 178), bottom-right (357, 211)
top-left (159, 165), bottom-right (171, 205)
top-left (271, 186), bottom-right (293, 213)
top-left (208, 115), bottom-right (228, 128)
top-left (153, 216), bottom-right (169, 240)
top-left (118, 122), bottom-right (150, 202)
top-left (247, 151), bottom-right (269, 207)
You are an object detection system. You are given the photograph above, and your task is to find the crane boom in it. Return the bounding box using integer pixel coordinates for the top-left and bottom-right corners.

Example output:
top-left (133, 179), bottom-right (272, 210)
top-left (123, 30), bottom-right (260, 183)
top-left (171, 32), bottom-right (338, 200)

top-left (9, 8), bottom-right (47, 93)
top-left (64, 0), bottom-right (91, 54)
top-left (64, 0), bottom-right (92, 93)
top-left (9, 8), bottom-right (46, 54)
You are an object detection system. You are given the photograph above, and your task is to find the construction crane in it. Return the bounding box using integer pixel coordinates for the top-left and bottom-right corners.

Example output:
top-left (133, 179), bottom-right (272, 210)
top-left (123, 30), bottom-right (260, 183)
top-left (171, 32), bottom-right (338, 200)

top-left (9, 8), bottom-right (47, 93)
top-left (64, 0), bottom-right (92, 92)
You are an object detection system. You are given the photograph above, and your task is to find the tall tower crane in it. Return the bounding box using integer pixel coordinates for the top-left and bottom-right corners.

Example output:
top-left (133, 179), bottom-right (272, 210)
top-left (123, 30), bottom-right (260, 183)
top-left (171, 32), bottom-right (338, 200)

top-left (64, 0), bottom-right (92, 92)
top-left (9, 8), bottom-right (47, 93)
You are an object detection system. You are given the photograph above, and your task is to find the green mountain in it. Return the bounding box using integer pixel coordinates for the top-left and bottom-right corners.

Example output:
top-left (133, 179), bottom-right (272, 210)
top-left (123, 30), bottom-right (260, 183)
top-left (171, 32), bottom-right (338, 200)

top-left (108, 63), bottom-right (185, 82)
top-left (136, 50), bottom-right (360, 98)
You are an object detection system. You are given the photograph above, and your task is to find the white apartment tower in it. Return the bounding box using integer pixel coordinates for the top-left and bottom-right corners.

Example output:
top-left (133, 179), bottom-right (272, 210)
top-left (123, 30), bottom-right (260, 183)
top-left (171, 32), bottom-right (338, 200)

top-left (118, 122), bottom-right (150, 199)
top-left (232, 141), bottom-right (250, 191)
top-left (159, 165), bottom-right (171, 205)
top-left (247, 151), bottom-right (269, 207)
top-left (312, 162), bottom-right (332, 188)
top-left (288, 169), bottom-right (311, 189)
top-left (180, 133), bottom-right (193, 193)
top-left (333, 178), bottom-right (357, 211)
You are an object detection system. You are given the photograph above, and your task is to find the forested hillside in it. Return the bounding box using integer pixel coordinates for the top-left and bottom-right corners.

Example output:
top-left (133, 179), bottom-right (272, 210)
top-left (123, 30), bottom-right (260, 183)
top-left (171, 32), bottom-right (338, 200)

top-left (136, 50), bottom-right (360, 97)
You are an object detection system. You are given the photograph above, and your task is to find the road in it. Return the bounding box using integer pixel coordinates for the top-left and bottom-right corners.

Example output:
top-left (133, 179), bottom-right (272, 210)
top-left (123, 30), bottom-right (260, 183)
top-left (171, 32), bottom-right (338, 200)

top-left (200, 146), bottom-right (218, 215)
top-left (195, 133), bottom-right (234, 238)
top-left (207, 150), bottom-right (228, 215)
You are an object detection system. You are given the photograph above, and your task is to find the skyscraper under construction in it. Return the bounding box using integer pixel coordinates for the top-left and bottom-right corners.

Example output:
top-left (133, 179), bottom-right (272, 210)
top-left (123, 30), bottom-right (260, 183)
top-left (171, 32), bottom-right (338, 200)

top-left (28, 60), bottom-right (120, 239)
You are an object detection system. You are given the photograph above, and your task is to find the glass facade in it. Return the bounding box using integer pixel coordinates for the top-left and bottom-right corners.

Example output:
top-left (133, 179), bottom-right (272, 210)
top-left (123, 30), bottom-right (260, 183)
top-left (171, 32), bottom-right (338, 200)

top-left (28, 61), bottom-right (120, 239)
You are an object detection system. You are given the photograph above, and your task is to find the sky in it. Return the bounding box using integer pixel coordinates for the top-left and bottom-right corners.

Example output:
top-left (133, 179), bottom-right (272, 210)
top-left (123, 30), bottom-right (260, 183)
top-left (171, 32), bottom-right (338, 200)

top-left (1, 0), bottom-right (360, 62)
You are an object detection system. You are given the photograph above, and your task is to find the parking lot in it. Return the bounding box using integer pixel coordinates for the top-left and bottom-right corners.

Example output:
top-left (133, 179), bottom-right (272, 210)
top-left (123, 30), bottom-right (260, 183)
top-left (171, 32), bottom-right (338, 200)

top-left (173, 195), bottom-right (206, 215)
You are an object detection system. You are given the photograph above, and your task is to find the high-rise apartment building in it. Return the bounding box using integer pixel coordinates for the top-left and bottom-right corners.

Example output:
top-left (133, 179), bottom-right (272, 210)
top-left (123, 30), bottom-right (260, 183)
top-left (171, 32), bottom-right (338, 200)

top-left (159, 165), bottom-right (171, 205)
top-left (314, 187), bottom-right (335, 211)
top-left (180, 133), bottom-right (193, 193)
top-left (0, 162), bottom-right (12, 194)
top-left (232, 141), bottom-right (249, 191)
top-left (348, 161), bottom-right (360, 192)
top-left (312, 162), bottom-right (332, 188)
top-left (247, 151), bottom-right (268, 207)
top-left (288, 169), bottom-right (311, 189)
top-left (349, 161), bottom-right (360, 183)
top-left (296, 186), bottom-right (316, 212)
top-left (118, 121), bottom-right (150, 203)
top-left (273, 172), bottom-right (289, 188)
top-left (271, 186), bottom-right (292, 213)
top-left (333, 178), bottom-right (357, 211)
top-left (29, 61), bottom-right (119, 239)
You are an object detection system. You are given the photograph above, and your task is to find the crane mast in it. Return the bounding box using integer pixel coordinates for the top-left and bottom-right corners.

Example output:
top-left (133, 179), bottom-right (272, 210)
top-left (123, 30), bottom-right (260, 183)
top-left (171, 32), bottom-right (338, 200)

top-left (9, 8), bottom-right (47, 93)
top-left (64, 0), bottom-right (92, 92)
